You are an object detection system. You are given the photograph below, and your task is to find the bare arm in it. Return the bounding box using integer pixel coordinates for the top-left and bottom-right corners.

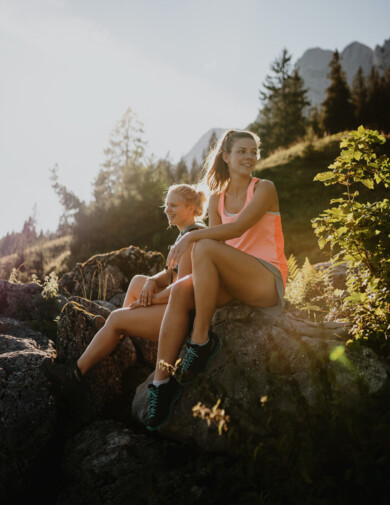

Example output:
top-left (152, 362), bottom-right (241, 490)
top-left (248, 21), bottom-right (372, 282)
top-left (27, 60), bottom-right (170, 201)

top-left (208, 193), bottom-right (222, 227)
top-left (130, 242), bottom-right (193, 308)
top-left (167, 180), bottom-right (278, 268)
top-left (148, 269), bottom-right (172, 289)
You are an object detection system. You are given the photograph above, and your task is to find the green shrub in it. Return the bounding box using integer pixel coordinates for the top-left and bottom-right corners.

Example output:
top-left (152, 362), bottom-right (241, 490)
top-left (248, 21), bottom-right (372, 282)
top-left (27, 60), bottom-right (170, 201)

top-left (312, 126), bottom-right (390, 357)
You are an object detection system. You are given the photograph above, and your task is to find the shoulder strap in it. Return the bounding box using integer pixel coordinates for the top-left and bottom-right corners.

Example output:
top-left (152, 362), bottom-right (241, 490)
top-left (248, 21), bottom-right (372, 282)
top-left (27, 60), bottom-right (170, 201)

top-left (182, 222), bottom-right (207, 235)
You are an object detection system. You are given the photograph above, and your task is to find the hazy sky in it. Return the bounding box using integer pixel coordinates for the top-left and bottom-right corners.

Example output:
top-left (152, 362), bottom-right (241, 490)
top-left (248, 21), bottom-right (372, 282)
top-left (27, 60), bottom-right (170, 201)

top-left (1, 0), bottom-right (389, 237)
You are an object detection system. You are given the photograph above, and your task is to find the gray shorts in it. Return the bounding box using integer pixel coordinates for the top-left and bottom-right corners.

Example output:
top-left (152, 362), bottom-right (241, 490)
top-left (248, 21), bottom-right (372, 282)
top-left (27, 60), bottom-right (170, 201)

top-left (255, 258), bottom-right (285, 316)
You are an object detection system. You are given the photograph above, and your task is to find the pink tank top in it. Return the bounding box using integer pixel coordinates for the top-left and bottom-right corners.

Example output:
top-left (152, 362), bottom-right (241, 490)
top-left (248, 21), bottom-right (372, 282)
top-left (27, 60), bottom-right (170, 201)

top-left (218, 177), bottom-right (288, 288)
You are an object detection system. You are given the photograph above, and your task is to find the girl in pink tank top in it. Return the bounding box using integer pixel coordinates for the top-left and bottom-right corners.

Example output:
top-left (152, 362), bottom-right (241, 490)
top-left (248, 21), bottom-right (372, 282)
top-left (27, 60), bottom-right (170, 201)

top-left (162, 129), bottom-right (288, 385)
top-left (218, 177), bottom-right (288, 288)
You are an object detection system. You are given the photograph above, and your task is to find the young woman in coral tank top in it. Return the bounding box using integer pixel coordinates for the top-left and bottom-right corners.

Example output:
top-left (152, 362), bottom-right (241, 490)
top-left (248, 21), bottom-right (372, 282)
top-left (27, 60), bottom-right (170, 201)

top-left (145, 129), bottom-right (288, 431)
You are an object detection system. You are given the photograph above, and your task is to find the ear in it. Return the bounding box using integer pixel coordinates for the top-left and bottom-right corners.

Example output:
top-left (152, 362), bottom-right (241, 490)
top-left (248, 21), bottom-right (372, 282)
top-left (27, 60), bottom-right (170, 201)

top-left (222, 151), bottom-right (229, 164)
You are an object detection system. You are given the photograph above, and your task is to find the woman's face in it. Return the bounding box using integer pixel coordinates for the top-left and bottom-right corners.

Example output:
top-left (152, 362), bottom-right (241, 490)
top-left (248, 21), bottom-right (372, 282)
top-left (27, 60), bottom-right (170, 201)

top-left (222, 137), bottom-right (259, 176)
top-left (164, 192), bottom-right (195, 228)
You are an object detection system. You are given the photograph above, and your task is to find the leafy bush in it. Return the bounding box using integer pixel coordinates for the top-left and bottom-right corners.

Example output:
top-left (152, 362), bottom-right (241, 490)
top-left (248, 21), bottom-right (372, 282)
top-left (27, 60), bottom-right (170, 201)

top-left (312, 126), bottom-right (390, 357)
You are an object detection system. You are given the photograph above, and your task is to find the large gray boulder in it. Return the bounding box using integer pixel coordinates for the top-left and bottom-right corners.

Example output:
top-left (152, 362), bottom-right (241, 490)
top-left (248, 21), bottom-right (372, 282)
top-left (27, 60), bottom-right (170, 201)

top-left (59, 246), bottom-right (164, 301)
top-left (54, 298), bottom-right (138, 421)
top-left (0, 317), bottom-right (57, 503)
top-left (132, 303), bottom-right (389, 451)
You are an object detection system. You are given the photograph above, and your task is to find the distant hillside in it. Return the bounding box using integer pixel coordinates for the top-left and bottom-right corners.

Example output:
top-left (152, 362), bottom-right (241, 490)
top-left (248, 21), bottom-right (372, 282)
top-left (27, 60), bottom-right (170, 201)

top-left (0, 235), bottom-right (71, 282)
top-left (254, 132), bottom-right (390, 264)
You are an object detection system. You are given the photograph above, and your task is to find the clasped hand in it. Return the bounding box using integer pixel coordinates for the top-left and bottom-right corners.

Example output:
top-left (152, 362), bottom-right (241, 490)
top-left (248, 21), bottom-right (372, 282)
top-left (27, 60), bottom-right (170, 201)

top-left (166, 233), bottom-right (193, 270)
top-left (129, 278), bottom-right (157, 309)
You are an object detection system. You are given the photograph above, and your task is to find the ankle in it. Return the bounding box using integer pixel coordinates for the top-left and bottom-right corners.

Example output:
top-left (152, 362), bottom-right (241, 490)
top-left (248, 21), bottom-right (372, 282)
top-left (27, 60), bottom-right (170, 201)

top-left (190, 330), bottom-right (209, 345)
top-left (74, 362), bottom-right (84, 382)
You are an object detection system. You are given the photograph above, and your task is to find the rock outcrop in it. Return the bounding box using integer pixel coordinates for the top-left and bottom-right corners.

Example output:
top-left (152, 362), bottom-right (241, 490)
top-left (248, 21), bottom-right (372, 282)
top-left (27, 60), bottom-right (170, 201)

top-left (132, 302), bottom-right (389, 452)
top-left (56, 420), bottom-right (236, 505)
top-left (0, 317), bottom-right (57, 502)
top-left (0, 279), bottom-right (66, 321)
top-left (54, 298), bottom-right (138, 422)
top-left (1, 241), bottom-right (389, 504)
top-left (59, 246), bottom-right (164, 302)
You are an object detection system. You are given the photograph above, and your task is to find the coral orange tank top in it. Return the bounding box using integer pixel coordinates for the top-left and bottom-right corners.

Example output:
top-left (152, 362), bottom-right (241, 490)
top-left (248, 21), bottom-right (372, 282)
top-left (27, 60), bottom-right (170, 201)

top-left (218, 177), bottom-right (288, 288)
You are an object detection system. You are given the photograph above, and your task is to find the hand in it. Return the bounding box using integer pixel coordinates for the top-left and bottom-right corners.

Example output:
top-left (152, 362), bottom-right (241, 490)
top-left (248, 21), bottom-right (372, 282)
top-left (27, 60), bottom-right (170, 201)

top-left (128, 299), bottom-right (142, 310)
top-left (137, 278), bottom-right (158, 307)
top-left (166, 233), bottom-right (193, 270)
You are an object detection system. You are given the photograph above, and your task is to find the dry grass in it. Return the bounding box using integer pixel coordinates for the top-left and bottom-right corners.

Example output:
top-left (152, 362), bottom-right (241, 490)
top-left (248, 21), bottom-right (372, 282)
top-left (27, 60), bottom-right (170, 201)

top-left (0, 235), bottom-right (72, 281)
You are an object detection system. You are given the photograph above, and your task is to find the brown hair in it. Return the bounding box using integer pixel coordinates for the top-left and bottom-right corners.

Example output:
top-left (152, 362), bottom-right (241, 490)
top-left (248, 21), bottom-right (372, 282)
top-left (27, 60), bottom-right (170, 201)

top-left (200, 130), bottom-right (260, 193)
top-left (166, 183), bottom-right (208, 219)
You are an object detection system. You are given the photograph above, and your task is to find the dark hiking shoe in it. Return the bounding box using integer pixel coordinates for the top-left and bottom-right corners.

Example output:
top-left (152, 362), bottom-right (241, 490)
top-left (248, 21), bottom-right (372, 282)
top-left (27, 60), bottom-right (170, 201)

top-left (177, 331), bottom-right (222, 385)
top-left (145, 378), bottom-right (182, 431)
top-left (42, 358), bottom-right (83, 400)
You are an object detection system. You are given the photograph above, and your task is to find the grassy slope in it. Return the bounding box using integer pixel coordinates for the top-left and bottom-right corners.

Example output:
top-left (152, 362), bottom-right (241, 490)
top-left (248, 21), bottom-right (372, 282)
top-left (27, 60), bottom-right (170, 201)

top-left (0, 235), bottom-right (72, 281)
top-left (254, 132), bottom-right (389, 265)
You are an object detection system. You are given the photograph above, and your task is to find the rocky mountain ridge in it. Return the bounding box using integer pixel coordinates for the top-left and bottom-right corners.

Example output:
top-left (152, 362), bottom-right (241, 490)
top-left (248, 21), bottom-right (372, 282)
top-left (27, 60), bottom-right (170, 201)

top-left (184, 38), bottom-right (390, 167)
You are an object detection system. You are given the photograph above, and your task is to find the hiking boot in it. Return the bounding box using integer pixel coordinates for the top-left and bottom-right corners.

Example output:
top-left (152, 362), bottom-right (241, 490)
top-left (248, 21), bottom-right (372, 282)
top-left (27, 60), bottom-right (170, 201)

top-left (42, 358), bottom-right (83, 400)
top-left (145, 377), bottom-right (182, 431)
top-left (177, 331), bottom-right (222, 385)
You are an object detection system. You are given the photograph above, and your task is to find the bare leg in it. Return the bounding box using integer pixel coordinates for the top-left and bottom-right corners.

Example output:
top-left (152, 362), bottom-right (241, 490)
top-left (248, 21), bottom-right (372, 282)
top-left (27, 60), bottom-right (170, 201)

top-left (154, 275), bottom-right (195, 381)
top-left (190, 239), bottom-right (279, 344)
top-left (77, 304), bottom-right (166, 375)
top-left (153, 273), bottom-right (232, 381)
top-left (123, 275), bottom-right (148, 307)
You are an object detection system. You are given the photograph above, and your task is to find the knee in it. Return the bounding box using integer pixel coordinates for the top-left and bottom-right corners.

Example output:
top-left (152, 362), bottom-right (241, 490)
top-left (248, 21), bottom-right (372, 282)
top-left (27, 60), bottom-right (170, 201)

top-left (105, 309), bottom-right (121, 329)
top-left (193, 239), bottom-right (215, 256)
top-left (192, 239), bottom-right (216, 262)
top-left (129, 274), bottom-right (148, 291)
top-left (170, 278), bottom-right (194, 308)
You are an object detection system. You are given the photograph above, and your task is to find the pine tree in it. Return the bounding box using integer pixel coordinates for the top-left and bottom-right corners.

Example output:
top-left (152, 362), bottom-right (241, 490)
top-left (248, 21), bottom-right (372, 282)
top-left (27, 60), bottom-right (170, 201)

top-left (366, 67), bottom-right (387, 131)
top-left (383, 66), bottom-right (390, 132)
top-left (251, 49), bottom-right (310, 156)
top-left (307, 106), bottom-right (324, 137)
top-left (174, 158), bottom-right (189, 183)
top-left (321, 50), bottom-right (354, 134)
top-left (190, 158), bottom-right (201, 183)
top-left (351, 66), bottom-right (369, 127)
top-left (94, 107), bottom-right (147, 204)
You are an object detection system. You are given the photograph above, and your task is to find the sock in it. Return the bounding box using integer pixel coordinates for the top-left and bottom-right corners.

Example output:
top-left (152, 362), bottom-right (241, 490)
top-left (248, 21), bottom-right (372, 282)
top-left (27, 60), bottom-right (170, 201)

top-left (153, 377), bottom-right (170, 387)
top-left (190, 338), bottom-right (209, 347)
top-left (73, 363), bottom-right (83, 383)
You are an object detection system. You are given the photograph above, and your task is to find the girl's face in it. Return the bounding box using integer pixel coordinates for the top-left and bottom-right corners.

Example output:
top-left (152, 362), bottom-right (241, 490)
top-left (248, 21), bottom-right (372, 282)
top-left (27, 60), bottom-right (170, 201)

top-left (164, 192), bottom-right (195, 229)
top-left (222, 137), bottom-right (259, 176)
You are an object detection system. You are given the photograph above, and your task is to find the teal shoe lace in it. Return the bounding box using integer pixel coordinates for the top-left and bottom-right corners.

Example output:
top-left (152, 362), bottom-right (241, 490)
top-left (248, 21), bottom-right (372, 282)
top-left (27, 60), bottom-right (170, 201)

top-left (181, 346), bottom-right (199, 372)
top-left (147, 387), bottom-right (159, 420)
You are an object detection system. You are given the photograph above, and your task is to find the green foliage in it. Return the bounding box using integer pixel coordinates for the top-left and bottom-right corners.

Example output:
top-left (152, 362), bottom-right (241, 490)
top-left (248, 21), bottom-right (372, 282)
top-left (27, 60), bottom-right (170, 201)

top-left (285, 255), bottom-right (335, 318)
top-left (312, 126), bottom-right (390, 355)
top-left (41, 271), bottom-right (59, 299)
top-left (50, 108), bottom-right (180, 265)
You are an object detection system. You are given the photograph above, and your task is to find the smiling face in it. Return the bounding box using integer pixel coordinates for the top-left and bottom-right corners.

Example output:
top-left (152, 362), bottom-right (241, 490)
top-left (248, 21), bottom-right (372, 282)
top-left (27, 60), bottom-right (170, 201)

top-left (222, 137), bottom-right (259, 176)
top-left (164, 191), bottom-right (196, 230)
